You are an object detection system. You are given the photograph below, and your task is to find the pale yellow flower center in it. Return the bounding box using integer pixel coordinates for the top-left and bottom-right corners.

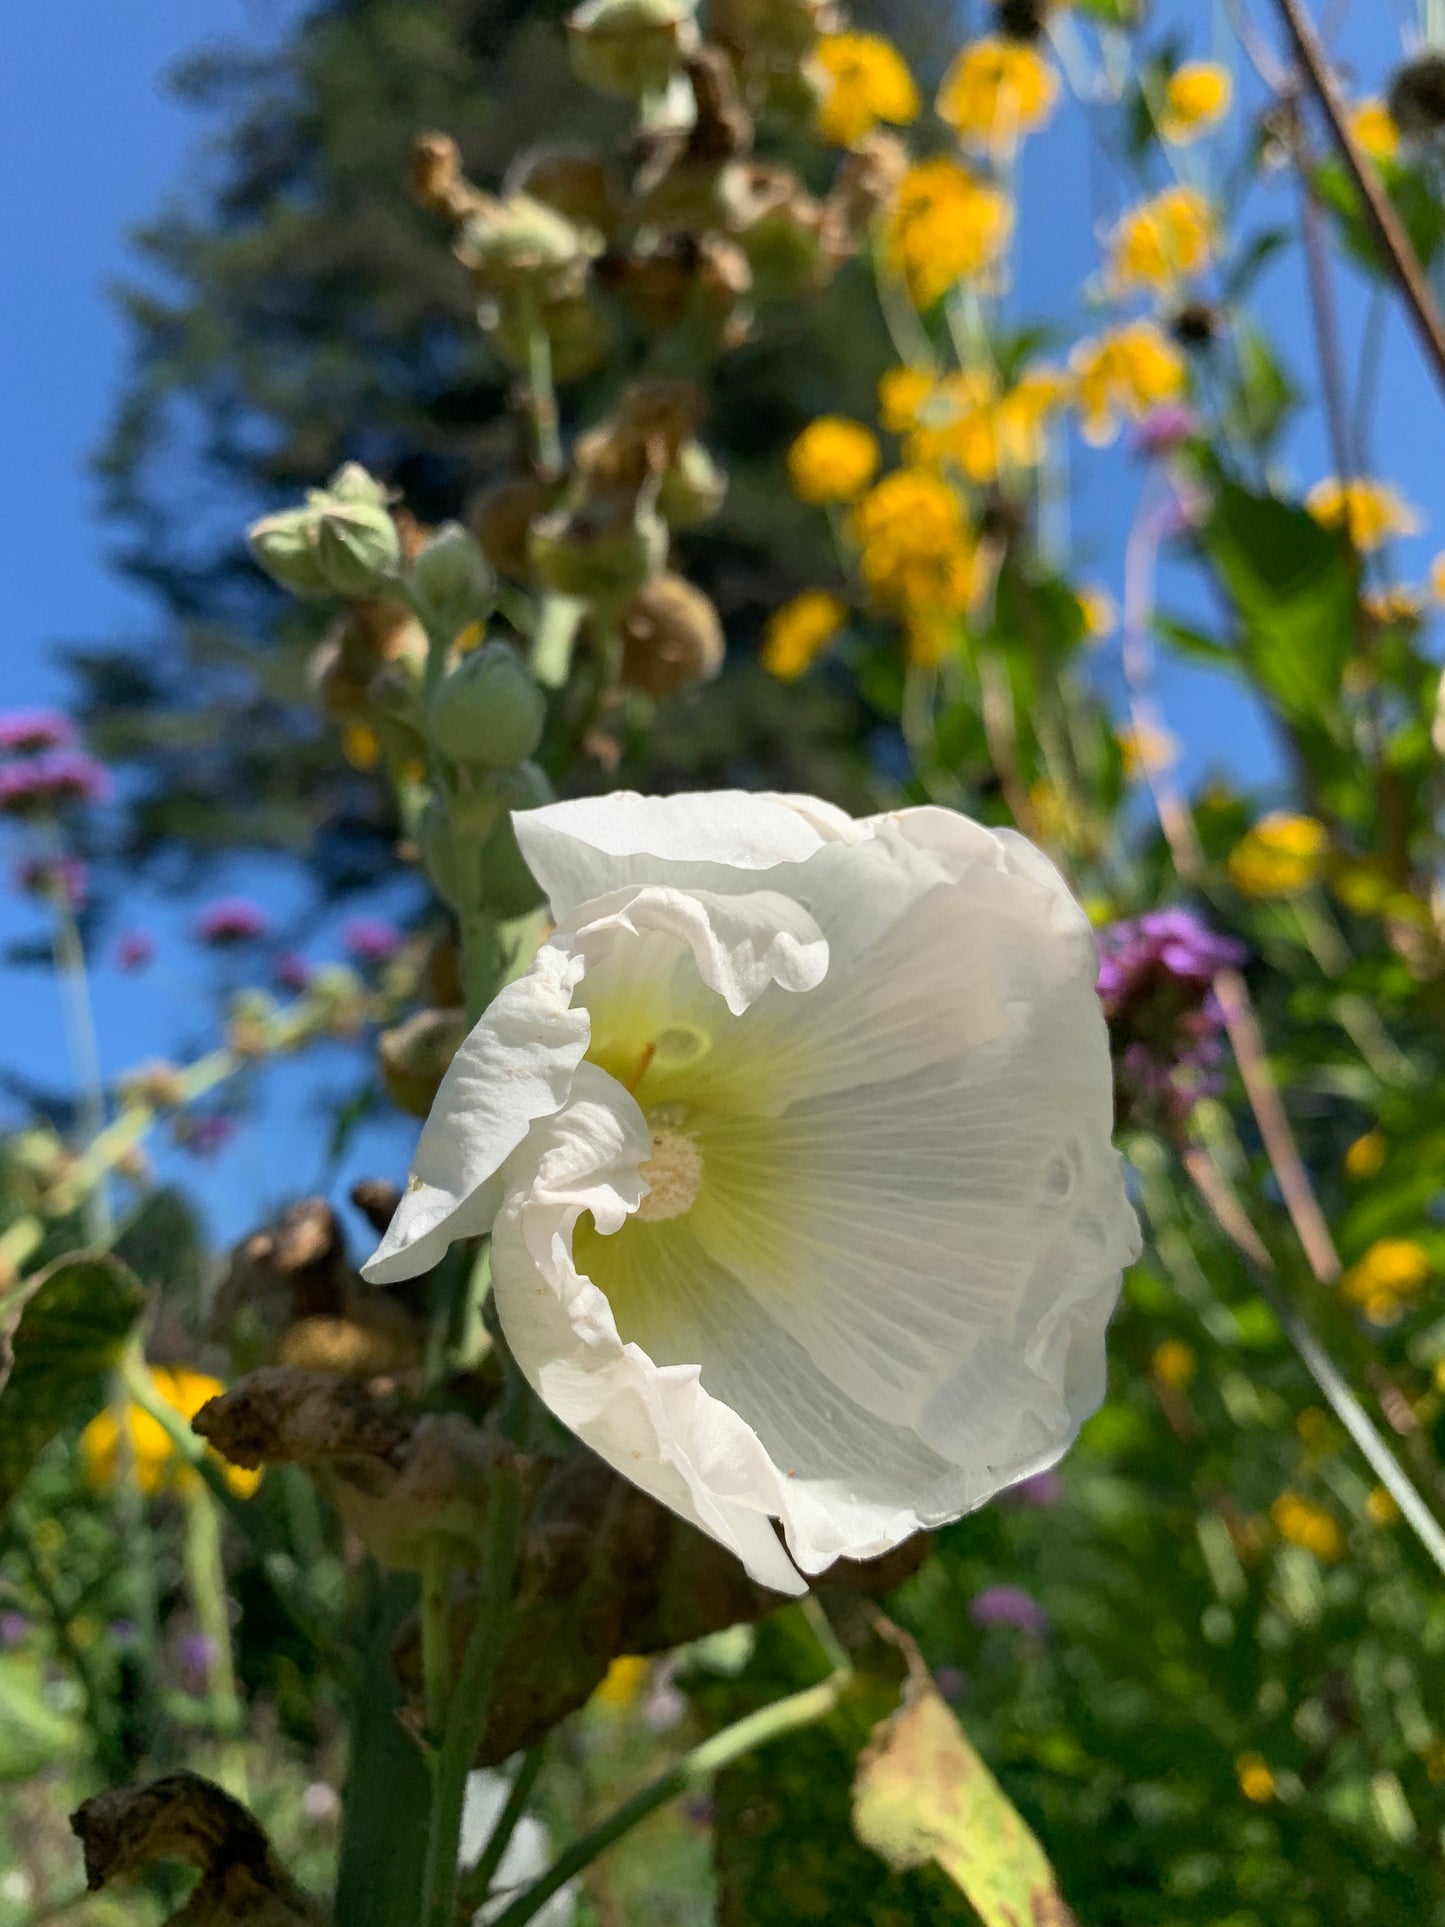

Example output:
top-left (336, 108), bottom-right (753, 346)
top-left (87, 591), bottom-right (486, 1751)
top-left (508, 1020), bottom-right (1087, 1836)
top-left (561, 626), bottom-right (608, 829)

top-left (635, 1124), bottom-right (705, 1222)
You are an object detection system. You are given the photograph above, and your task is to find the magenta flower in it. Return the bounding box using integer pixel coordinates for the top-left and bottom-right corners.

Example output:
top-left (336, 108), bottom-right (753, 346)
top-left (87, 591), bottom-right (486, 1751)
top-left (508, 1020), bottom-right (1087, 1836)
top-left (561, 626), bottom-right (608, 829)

top-left (0, 709), bottom-right (77, 754)
top-left (1001, 1468), bottom-right (1064, 1509)
top-left (343, 916), bottom-right (402, 966)
top-left (273, 951), bottom-right (315, 994)
top-left (969, 1584), bottom-right (1051, 1638)
top-left (194, 897), bottom-right (272, 946)
top-left (1098, 909), bottom-right (1244, 1128)
top-left (13, 854), bottom-right (88, 910)
top-left (180, 1113), bottom-right (238, 1157)
top-left (114, 929), bottom-right (155, 972)
top-left (1131, 403), bottom-right (1198, 458)
top-left (0, 751), bottom-right (112, 816)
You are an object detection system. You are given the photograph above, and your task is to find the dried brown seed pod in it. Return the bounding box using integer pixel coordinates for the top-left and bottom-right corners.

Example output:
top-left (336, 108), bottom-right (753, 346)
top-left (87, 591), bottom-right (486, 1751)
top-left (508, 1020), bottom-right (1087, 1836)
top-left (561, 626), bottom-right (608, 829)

top-left (619, 574), bottom-right (726, 695)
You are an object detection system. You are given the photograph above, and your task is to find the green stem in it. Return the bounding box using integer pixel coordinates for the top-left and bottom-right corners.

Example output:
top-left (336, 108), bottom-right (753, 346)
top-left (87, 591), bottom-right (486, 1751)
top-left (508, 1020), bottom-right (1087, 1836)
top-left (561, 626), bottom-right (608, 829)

top-left (105, 1363), bottom-right (164, 1762)
top-left (12, 1515), bottom-right (126, 1782)
top-left (522, 303), bottom-right (563, 479)
top-left (487, 1674), bottom-right (851, 1927)
top-left (420, 1538), bottom-right (454, 1746)
top-left (42, 820), bottom-right (110, 1244)
top-left (182, 1478), bottom-right (248, 1801)
top-left (458, 1742), bottom-right (547, 1912)
top-left (530, 594), bottom-right (586, 690)
top-left (460, 899), bottom-right (500, 1026)
top-left (420, 1461), bottom-right (529, 1927)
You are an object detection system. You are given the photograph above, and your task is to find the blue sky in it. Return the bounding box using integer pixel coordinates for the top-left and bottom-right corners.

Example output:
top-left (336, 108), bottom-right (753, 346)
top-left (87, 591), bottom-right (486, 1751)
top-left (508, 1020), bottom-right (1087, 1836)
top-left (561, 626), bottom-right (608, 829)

top-left (2, 0), bottom-right (1442, 1245)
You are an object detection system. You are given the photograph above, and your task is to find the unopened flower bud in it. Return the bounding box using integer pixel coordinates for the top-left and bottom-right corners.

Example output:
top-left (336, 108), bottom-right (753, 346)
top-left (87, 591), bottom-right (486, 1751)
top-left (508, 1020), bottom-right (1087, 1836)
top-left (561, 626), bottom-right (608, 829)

top-left (655, 441), bottom-right (727, 526)
top-left (505, 144), bottom-right (621, 240)
top-left (458, 195), bottom-right (598, 299)
top-left (427, 643), bottom-right (547, 768)
top-left (529, 501), bottom-right (667, 603)
top-left (472, 476), bottom-right (566, 583)
top-left (378, 1008), bottom-right (470, 1117)
top-left (249, 464), bottom-right (401, 600)
top-left (1388, 51), bottom-right (1445, 140)
top-left (711, 0), bottom-right (829, 60)
top-left (249, 508), bottom-right (336, 598)
top-left (419, 797), bottom-right (469, 907)
top-left (407, 523), bottom-right (496, 641)
top-left (480, 762), bottom-right (553, 917)
top-left (567, 0), bottom-right (699, 101)
top-left (726, 163), bottom-right (828, 300)
top-left (619, 575), bottom-right (725, 695)
top-left (227, 991), bottom-right (277, 1060)
top-left (313, 498), bottom-right (403, 599)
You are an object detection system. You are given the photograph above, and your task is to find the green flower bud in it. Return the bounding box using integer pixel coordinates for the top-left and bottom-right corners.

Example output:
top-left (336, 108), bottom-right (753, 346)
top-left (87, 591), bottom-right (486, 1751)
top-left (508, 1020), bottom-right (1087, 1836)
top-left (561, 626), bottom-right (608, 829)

top-left (655, 441), bottom-right (728, 527)
top-left (408, 523), bottom-right (496, 641)
top-left (248, 463), bottom-right (401, 600)
top-left (726, 163), bottom-right (827, 301)
top-left (313, 497), bottom-right (403, 599)
top-left (248, 507), bottom-right (334, 598)
top-left (458, 194), bottom-right (599, 299)
top-left (480, 761), bottom-right (553, 917)
top-left (529, 502), bottom-right (667, 603)
top-left (567, 0), bottom-right (698, 100)
top-left (419, 796), bottom-right (467, 907)
top-left (326, 462), bottom-right (392, 508)
top-left (427, 642), bottom-right (547, 768)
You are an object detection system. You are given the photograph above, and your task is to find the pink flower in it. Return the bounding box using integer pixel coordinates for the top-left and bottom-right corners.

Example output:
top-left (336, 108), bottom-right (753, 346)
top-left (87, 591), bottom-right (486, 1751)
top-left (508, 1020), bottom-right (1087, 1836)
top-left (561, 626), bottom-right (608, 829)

top-left (114, 929), bottom-right (155, 971)
top-left (273, 951), bottom-right (315, 993)
top-left (0, 751), bottom-right (112, 816)
top-left (343, 916), bottom-right (402, 966)
top-left (969, 1584), bottom-right (1050, 1638)
top-left (0, 709), bottom-right (77, 754)
top-left (194, 897), bottom-right (272, 946)
top-left (13, 855), bottom-right (88, 910)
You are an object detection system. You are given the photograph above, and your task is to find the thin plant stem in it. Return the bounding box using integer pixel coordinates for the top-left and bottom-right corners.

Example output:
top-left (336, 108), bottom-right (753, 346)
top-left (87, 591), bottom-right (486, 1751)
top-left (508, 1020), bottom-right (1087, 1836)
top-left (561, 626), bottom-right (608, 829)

top-left (522, 302), bottom-right (564, 479)
top-left (41, 823), bottom-right (110, 1245)
top-left (419, 1539), bottom-right (454, 1746)
top-left (486, 1673), bottom-right (851, 1927)
top-left (181, 1478), bottom-right (249, 1802)
top-left (458, 1741), bottom-right (548, 1912)
top-left (421, 1461), bottom-right (529, 1927)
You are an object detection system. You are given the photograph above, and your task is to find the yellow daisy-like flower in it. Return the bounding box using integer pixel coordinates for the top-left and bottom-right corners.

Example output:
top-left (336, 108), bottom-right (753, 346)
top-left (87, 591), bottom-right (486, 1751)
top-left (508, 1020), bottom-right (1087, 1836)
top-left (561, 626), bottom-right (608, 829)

top-left (1109, 186), bottom-right (1218, 295)
top-left (1151, 1339), bottom-right (1196, 1389)
top-left (761, 590), bottom-right (848, 680)
top-left (594, 1654), bottom-right (649, 1707)
top-left (877, 366), bottom-right (936, 434)
top-left (1116, 720), bottom-right (1178, 778)
top-left (1271, 1492), bottom-right (1346, 1563)
top-left (1158, 61), bottom-right (1233, 143)
top-left (1341, 1237), bottom-right (1431, 1326)
top-left (1306, 477), bottom-right (1421, 551)
top-left (80, 1368), bottom-right (262, 1500)
top-left (1366, 1485), bottom-right (1400, 1527)
top-left (1235, 1753), bottom-right (1277, 1804)
top-left (851, 468), bottom-right (978, 615)
top-left (1070, 321), bottom-right (1187, 446)
top-left (936, 36), bottom-right (1058, 158)
top-left (1227, 812), bottom-right (1329, 898)
top-left (814, 32), bottom-right (920, 148)
top-left (1343, 1129), bottom-right (1386, 1181)
top-left (1349, 97), bottom-right (1400, 164)
top-left (341, 720), bottom-right (380, 771)
top-left (882, 158), bottom-right (1014, 308)
top-left (786, 416), bottom-right (880, 505)
top-left (884, 364), bottom-right (1066, 486)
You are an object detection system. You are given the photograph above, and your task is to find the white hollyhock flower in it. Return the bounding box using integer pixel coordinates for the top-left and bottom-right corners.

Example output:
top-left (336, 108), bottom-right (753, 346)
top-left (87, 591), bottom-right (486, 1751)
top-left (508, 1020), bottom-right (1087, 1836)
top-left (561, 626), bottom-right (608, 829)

top-left (364, 791), bottom-right (1140, 1595)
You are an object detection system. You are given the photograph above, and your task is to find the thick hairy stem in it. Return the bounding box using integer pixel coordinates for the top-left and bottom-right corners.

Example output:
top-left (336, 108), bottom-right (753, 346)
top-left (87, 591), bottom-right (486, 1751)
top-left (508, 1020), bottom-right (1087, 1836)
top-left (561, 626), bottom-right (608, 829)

top-left (487, 1673), bottom-right (852, 1927)
top-left (420, 1462), bottom-right (528, 1927)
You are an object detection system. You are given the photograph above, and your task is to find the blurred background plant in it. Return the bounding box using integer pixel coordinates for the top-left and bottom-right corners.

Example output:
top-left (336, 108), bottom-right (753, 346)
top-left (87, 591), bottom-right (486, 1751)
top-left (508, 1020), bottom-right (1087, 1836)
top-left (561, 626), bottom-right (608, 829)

top-left (10, 0), bottom-right (1445, 1922)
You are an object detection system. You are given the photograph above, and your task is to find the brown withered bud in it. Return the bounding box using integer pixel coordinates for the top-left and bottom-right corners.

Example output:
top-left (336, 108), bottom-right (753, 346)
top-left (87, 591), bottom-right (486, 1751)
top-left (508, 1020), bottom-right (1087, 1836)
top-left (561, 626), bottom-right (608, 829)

top-left (193, 1367), bottom-right (412, 1472)
top-left (349, 1177), bottom-right (402, 1236)
top-left (378, 1007), bottom-right (469, 1119)
top-left (685, 44), bottom-right (754, 161)
top-left (505, 143), bottom-right (623, 240)
top-left (1389, 50), bottom-right (1445, 140)
top-left (72, 1772), bottom-right (326, 1927)
top-left (409, 133), bottom-right (481, 223)
top-left (278, 1311), bottom-right (421, 1380)
top-left (472, 475), bottom-right (566, 583)
top-left (600, 231), bottom-right (751, 345)
top-left (619, 574), bottom-right (725, 696)
top-left (574, 379), bottom-right (705, 497)
top-left (825, 133), bottom-right (908, 245)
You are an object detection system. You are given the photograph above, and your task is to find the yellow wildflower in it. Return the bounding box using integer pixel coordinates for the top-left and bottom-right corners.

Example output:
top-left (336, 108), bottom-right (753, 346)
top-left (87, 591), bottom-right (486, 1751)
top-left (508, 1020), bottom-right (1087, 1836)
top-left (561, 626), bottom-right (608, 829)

top-left (341, 721), bottom-right (380, 771)
top-left (1366, 1485), bottom-right (1400, 1527)
top-left (1116, 721), bottom-right (1178, 779)
top-left (1271, 1493), bottom-right (1346, 1563)
top-left (883, 158), bottom-right (1014, 307)
top-left (761, 590), bottom-right (847, 680)
top-left (898, 364), bottom-right (1066, 483)
top-left (1227, 812), bottom-right (1329, 898)
top-left (1296, 1406), bottom-right (1332, 1449)
top-left (1151, 1339), bottom-right (1197, 1389)
top-left (1235, 1753), bottom-right (1277, 1803)
top-left (1306, 477), bottom-right (1421, 552)
top-left (1158, 61), bottom-right (1233, 144)
top-left (1343, 1130), bottom-right (1387, 1181)
top-left (1076, 583), bottom-right (1117, 640)
top-left (1341, 1237), bottom-right (1431, 1325)
top-left (852, 469), bottom-right (977, 615)
top-left (814, 32), bottom-right (919, 148)
top-left (786, 416), bottom-right (880, 504)
top-left (878, 366), bottom-right (937, 434)
top-left (1109, 186), bottom-right (1218, 295)
top-left (1349, 98), bottom-right (1400, 164)
top-left (1070, 321), bottom-right (1187, 445)
top-left (80, 1368), bottom-right (262, 1500)
top-left (594, 1654), bottom-right (649, 1707)
top-left (903, 609), bottom-right (959, 667)
top-left (936, 36), bottom-right (1058, 158)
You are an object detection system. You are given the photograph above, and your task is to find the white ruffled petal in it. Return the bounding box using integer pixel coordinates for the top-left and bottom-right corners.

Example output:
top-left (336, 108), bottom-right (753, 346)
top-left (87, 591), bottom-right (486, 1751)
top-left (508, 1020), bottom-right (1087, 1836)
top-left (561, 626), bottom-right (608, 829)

top-left (362, 945), bottom-right (589, 1284)
top-left (491, 1065), bottom-right (807, 1595)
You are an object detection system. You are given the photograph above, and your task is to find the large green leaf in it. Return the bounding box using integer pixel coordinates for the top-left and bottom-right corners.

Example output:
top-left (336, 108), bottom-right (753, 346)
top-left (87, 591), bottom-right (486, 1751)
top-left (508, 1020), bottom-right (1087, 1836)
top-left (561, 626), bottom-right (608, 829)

top-left (0, 1251), bottom-right (145, 1521)
top-left (1315, 156), bottom-right (1445, 279)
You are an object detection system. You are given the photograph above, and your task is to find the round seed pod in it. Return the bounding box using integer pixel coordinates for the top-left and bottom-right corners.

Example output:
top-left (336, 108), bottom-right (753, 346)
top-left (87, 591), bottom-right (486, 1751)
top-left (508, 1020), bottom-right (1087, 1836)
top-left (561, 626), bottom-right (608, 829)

top-left (619, 574), bottom-right (725, 696)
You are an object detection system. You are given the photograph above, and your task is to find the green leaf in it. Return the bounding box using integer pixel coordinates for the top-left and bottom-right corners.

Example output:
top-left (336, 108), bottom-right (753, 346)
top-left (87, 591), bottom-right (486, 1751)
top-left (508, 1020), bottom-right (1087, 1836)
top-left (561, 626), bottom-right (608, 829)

top-left (854, 1662), bottom-right (1077, 1927)
top-left (0, 1655), bottom-right (79, 1780)
top-left (1316, 156), bottom-right (1445, 278)
top-left (0, 1252), bottom-right (145, 1521)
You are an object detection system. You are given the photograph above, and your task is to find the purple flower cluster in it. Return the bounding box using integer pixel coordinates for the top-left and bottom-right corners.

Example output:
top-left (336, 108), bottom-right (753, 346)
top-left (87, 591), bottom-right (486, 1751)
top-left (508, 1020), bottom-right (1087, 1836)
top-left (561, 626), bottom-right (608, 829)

top-left (969, 1584), bottom-right (1051, 1639)
top-left (194, 897), bottom-right (272, 946)
top-left (114, 928), bottom-right (155, 972)
top-left (0, 709), bottom-right (77, 754)
top-left (13, 854), bottom-right (88, 910)
top-left (274, 951), bottom-right (315, 994)
top-left (1097, 908), bottom-right (1245, 1128)
top-left (0, 750), bottom-right (112, 817)
top-left (343, 916), bottom-right (402, 966)
top-left (1131, 403), bottom-right (1198, 458)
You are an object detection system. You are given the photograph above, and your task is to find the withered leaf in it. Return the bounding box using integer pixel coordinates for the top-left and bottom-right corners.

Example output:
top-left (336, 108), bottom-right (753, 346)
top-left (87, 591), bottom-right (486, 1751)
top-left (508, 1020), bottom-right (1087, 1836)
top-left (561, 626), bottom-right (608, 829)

top-left (71, 1771), bottom-right (326, 1927)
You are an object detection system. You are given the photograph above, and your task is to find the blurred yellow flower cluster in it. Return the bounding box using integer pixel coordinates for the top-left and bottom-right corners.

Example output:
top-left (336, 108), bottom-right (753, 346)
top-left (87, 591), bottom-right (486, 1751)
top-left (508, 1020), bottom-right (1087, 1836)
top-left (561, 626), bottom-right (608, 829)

top-left (880, 363), bottom-right (1067, 484)
top-left (786, 416), bottom-right (879, 503)
top-left (1341, 1237), bottom-right (1431, 1326)
top-left (1349, 97), bottom-right (1400, 163)
top-left (936, 36), bottom-right (1058, 157)
top-left (762, 590), bottom-right (847, 680)
top-left (1271, 1492), bottom-right (1346, 1562)
top-left (1158, 61), bottom-right (1233, 144)
top-left (1071, 321), bottom-right (1187, 445)
top-left (1151, 1339), bottom-right (1197, 1389)
top-left (851, 468), bottom-right (977, 629)
top-left (814, 31), bottom-right (919, 148)
top-left (80, 1367), bottom-right (261, 1499)
top-left (1110, 186), bottom-right (1218, 294)
top-left (1227, 812), bottom-right (1328, 898)
top-left (1306, 477), bottom-right (1420, 551)
top-left (883, 157), bottom-right (1013, 307)
top-left (1235, 1753), bottom-right (1277, 1803)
